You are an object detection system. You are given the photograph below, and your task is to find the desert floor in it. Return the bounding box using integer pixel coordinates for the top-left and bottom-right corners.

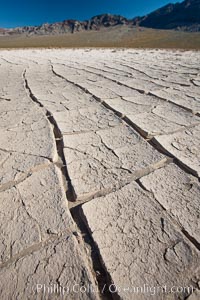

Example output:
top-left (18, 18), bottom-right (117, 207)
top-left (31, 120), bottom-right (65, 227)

top-left (0, 49), bottom-right (200, 300)
top-left (0, 26), bottom-right (200, 49)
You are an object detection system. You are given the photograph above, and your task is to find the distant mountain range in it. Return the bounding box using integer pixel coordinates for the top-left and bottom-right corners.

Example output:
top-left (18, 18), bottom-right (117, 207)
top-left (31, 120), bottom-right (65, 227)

top-left (1, 15), bottom-right (130, 36)
top-left (1, 0), bottom-right (200, 36)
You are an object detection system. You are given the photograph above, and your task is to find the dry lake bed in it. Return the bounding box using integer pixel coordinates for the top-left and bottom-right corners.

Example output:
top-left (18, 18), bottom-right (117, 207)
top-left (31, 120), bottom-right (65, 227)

top-left (0, 49), bottom-right (200, 300)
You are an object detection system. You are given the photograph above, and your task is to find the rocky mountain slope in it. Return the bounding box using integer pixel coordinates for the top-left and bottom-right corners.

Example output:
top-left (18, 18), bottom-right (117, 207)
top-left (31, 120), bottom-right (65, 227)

top-left (3, 14), bottom-right (131, 36)
top-left (134, 0), bottom-right (200, 31)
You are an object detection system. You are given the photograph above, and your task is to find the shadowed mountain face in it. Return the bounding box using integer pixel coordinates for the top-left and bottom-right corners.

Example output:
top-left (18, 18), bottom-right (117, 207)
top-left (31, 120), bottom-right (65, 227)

top-left (135, 0), bottom-right (200, 31)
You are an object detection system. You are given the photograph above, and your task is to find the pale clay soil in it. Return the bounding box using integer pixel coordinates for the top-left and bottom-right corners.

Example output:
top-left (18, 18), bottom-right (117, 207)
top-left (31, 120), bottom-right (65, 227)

top-left (0, 49), bottom-right (200, 300)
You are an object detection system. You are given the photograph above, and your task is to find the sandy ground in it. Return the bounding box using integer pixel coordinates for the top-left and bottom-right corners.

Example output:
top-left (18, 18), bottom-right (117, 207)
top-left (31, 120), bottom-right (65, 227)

top-left (0, 26), bottom-right (200, 49)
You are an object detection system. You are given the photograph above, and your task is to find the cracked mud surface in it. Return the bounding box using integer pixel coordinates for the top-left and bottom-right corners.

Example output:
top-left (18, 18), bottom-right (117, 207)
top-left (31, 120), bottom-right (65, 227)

top-left (0, 49), bottom-right (200, 300)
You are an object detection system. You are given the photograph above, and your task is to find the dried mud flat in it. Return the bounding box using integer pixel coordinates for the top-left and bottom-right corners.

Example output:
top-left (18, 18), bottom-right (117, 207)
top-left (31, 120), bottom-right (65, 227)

top-left (0, 48), bottom-right (200, 300)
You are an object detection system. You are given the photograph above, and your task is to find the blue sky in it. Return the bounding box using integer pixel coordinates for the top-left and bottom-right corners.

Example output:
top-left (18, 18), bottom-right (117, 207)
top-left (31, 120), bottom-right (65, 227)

top-left (0, 0), bottom-right (180, 28)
